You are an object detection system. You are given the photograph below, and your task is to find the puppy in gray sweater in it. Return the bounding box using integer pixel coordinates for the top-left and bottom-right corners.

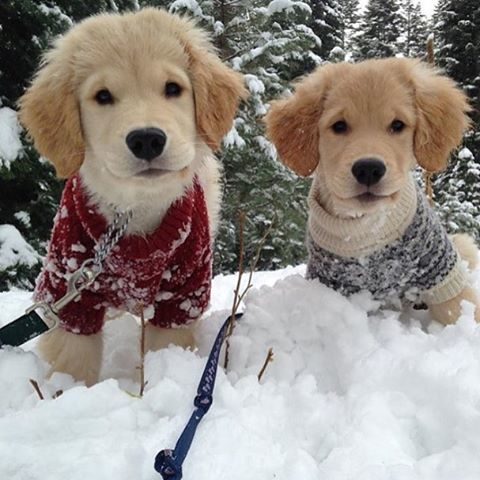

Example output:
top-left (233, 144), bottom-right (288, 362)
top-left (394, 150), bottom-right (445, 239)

top-left (266, 58), bottom-right (480, 325)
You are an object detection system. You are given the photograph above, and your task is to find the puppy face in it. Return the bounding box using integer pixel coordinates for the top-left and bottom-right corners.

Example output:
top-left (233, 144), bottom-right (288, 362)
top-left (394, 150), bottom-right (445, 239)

top-left (316, 65), bottom-right (418, 215)
top-left (19, 9), bottom-right (246, 187)
top-left (266, 59), bottom-right (470, 217)
top-left (79, 51), bottom-right (196, 182)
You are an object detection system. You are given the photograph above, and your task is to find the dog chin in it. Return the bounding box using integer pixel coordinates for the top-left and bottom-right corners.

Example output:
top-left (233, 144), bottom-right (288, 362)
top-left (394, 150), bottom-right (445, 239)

top-left (333, 191), bottom-right (398, 217)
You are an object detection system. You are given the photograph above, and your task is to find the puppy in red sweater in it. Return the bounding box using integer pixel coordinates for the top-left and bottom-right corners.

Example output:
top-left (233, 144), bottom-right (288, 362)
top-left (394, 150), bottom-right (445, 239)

top-left (19, 9), bottom-right (246, 385)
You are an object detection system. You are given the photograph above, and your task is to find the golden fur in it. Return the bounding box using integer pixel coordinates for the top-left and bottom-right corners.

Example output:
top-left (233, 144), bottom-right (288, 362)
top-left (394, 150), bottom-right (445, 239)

top-left (19, 8), bottom-right (246, 385)
top-left (265, 58), bottom-right (479, 325)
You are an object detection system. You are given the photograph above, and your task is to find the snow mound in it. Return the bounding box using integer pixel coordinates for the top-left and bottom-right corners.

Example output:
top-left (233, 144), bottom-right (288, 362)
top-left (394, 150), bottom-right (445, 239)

top-left (2, 267), bottom-right (480, 479)
top-left (0, 107), bottom-right (22, 168)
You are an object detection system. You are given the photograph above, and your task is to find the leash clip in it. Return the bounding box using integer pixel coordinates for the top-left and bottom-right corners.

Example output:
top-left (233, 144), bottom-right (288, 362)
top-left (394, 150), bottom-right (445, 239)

top-left (23, 260), bottom-right (101, 331)
top-left (24, 302), bottom-right (60, 331)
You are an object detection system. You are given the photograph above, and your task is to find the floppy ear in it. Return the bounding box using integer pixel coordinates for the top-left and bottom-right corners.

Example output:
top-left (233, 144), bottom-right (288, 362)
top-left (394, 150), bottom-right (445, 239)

top-left (18, 44), bottom-right (84, 178)
top-left (412, 62), bottom-right (471, 172)
top-left (264, 66), bottom-right (334, 177)
top-left (186, 44), bottom-right (247, 151)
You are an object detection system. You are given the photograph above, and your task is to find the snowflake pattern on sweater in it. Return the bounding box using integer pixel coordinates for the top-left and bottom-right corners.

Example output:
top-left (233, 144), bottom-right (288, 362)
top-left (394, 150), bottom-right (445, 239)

top-left (34, 175), bottom-right (212, 334)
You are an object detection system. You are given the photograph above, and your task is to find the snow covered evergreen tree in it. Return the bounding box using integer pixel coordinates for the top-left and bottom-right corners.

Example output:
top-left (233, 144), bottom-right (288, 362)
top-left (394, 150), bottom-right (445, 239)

top-left (434, 148), bottom-right (480, 241)
top-left (170, 0), bottom-right (324, 271)
top-left (400, 0), bottom-right (429, 58)
top-left (0, 0), bottom-right (71, 290)
top-left (353, 0), bottom-right (403, 59)
top-left (432, 0), bottom-right (480, 241)
top-left (337, 0), bottom-right (359, 55)
top-left (310, 0), bottom-right (344, 60)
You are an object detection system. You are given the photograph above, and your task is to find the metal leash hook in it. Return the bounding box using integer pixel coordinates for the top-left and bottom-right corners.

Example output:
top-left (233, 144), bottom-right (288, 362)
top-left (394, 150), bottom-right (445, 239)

top-left (24, 259), bottom-right (102, 331)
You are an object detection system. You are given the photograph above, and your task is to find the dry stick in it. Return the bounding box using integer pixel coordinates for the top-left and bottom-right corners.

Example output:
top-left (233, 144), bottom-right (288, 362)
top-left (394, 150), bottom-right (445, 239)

top-left (257, 348), bottom-right (274, 382)
top-left (139, 304), bottom-right (147, 397)
top-left (29, 379), bottom-right (44, 400)
top-left (224, 212), bottom-right (247, 369)
top-left (424, 34), bottom-right (436, 204)
top-left (52, 390), bottom-right (63, 399)
top-left (223, 214), bottom-right (275, 369)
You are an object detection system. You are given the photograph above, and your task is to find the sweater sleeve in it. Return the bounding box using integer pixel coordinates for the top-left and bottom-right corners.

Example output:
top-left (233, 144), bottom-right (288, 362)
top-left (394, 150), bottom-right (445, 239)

top-left (421, 253), bottom-right (469, 305)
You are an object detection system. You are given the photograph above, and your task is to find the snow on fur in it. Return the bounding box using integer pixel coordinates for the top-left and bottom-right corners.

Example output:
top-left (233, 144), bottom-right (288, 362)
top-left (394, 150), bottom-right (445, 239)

top-left (1, 265), bottom-right (480, 479)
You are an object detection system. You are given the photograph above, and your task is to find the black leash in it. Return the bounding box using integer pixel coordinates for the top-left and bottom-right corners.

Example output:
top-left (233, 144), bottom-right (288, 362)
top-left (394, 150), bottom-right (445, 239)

top-left (0, 309), bottom-right (52, 347)
top-left (154, 313), bottom-right (242, 479)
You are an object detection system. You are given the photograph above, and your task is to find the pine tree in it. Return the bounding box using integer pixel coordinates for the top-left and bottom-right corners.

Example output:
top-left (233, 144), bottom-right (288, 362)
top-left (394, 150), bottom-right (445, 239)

top-left (170, 0), bottom-right (325, 271)
top-left (0, 0), bottom-right (71, 290)
top-left (310, 0), bottom-right (344, 61)
top-left (432, 0), bottom-right (480, 240)
top-left (353, 0), bottom-right (403, 59)
top-left (434, 148), bottom-right (480, 241)
top-left (400, 0), bottom-right (429, 58)
top-left (338, 0), bottom-right (359, 54)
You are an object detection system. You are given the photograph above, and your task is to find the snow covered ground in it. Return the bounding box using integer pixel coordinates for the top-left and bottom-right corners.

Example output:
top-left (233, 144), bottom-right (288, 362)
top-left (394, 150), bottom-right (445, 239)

top-left (2, 265), bottom-right (480, 480)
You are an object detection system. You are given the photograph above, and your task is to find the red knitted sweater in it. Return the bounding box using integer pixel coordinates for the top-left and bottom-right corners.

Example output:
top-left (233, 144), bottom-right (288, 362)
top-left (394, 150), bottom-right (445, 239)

top-left (34, 175), bottom-right (212, 335)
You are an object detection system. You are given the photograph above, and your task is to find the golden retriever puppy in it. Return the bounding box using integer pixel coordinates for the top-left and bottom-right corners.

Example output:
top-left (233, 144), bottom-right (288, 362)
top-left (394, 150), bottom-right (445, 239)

top-left (19, 8), bottom-right (246, 385)
top-left (265, 58), bottom-right (480, 325)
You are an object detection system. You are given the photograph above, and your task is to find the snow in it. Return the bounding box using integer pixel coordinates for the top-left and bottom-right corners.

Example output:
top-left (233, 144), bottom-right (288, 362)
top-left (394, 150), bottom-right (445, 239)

top-left (2, 264), bottom-right (480, 479)
top-left (0, 224), bottom-right (41, 270)
top-left (245, 74), bottom-right (265, 95)
top-left (459, 147), bottom-right (474, 160)
top-left (266, 0), bottom-right (312, 16)
top-left (0, 107), bottom-right (22, 168)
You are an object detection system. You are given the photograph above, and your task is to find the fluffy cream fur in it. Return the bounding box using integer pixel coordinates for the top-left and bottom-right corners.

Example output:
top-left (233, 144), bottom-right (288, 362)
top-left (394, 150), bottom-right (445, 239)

top-left (19, 8), bottom-right (246, 385)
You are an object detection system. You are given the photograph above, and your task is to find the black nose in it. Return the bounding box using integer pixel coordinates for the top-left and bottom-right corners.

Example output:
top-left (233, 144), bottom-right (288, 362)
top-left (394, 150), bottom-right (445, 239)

top-left (351, 158), bottom-right (386, 186)
top-left (126, 128), bottom-right (167, 161)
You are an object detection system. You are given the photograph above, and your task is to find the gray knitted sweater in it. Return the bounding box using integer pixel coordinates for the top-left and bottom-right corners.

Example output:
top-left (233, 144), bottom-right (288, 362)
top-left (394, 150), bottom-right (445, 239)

top-left (306, 175), bottom-right (467, 305)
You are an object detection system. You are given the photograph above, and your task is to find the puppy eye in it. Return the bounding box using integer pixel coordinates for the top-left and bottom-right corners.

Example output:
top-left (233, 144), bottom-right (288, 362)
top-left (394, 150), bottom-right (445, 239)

top-left (165, 82), bottom-right (182, 98)
top-left (331, 120), bottom-right (348, 134)
top-left (390, 119), bottom-right (405, 133)
top-left (95, 89), bottom-right (114, 105)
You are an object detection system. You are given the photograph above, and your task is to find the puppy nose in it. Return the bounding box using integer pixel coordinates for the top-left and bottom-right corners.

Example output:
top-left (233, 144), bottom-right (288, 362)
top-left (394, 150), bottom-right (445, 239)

top-left (351, 158), bottom-right (386, 186)
top-left (126, 128), bottom-right (167, 161)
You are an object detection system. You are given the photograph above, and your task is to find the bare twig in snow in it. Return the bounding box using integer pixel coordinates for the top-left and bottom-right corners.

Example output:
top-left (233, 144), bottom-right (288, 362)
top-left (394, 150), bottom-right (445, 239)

top-left (257, 348), bottom-right (274, 382)
top-left (138, 304), bottom-right (147, 397)
top-left (223, 213), bottom-right (275, 369)
top-left (29, 379), bottom-right (44, 400)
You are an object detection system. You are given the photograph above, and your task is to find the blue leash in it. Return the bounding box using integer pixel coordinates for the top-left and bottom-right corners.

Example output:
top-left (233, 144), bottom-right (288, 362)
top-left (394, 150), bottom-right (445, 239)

top-left (154, 312), bottom-right (243, 479)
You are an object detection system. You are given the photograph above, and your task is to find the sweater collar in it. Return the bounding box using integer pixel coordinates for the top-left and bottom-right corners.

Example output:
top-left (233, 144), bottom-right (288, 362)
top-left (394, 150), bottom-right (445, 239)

top-left (69, 174), bottom-right (202, 259)
top-left (308, 174), bottom-right (418, 258)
